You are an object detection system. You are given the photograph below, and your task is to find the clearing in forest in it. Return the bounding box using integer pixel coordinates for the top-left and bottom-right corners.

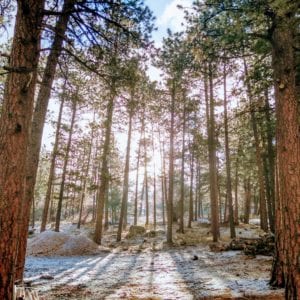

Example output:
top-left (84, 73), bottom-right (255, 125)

top-left (24, 222), bottom-right (284, 300)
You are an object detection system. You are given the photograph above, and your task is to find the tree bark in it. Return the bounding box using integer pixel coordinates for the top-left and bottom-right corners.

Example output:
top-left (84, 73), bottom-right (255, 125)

top-left (134, 125), bottom-right (142, 225)
top-left (188, 138), bottom-right (194, 228)
top-left (55, 98), bottom-right (77, 232)
top-left (264, 89), bottom-right (275, 232)
top-left (234, 142), bottom-right (240, 224)
top-left (179, 100), bottom-right (186, 233)
top-left (206, 63), bottom-right (220, 242)
top-left (117, 106), bottom-right (133, 241)
top-left (270, 10), bottom-right (300, 298)
top-left (223, 63), bottom-right (236, 238)
top-left (158, 129), bottom-right (166, 226)
top-left (152, 126), bottom-right (157, 229)
top-left (0, 1), bottom-right (44, 298)
top-left (243, 58), bottom-right (268, 232)
top-left (104, 179), bottom-right (109, 230)
top-left (167, 81), bottom-right (175, 244)
top-left (196, 163), bottom-right (203, 218)
top-left (94, 91), bottom-right (115, 244)
top-left (40, 92), bottom-right (65, 232)
top-left (144, 124), bottom-right (149, 226)
top-left (243, 178), bottom-right (251, 224)
top-left (16, 0), bottom-right (75, 282)
top-left (77, 121), bottom-right (94, 229)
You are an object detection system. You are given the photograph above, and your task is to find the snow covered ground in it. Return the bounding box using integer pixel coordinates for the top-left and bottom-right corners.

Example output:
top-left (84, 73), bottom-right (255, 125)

top-left (24, 222), bottom-right (284, 299)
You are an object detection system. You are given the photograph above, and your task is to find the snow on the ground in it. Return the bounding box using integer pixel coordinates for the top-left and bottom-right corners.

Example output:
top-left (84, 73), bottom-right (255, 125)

top-left (24, 221), bottom-right (284, 299)
top-left (27, 230), bottom-right (105, 256)
top-left (25, 246), bottom-right (283, 299)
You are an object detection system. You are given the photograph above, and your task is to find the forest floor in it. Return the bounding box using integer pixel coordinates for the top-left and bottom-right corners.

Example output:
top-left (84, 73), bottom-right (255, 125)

top-left (24, 221), bottom-right (284, 300)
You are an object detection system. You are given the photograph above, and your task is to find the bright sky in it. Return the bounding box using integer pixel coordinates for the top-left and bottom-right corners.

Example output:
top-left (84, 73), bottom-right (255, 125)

top-left (145, 0), bottom-right (193, 80)
top-left (146, 0), bottom-right (193, 41)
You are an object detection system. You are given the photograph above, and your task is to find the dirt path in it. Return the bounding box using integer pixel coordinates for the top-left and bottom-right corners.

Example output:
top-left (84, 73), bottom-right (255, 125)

top-left (25, 245), bottom-right (284, 299)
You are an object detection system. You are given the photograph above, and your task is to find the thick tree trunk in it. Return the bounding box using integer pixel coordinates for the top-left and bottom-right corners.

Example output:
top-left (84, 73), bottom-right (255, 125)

top-left (16, 0), bottom-right (75, 282)
top-left (94, 92), bottom-right (115, 244)
top-left (206, 64), bottom-right (220, 242)
top-left (270, 11), bottom-right (300, 298)
top-left (117, 107), bottom-right (133, 241)
top-left (55, 99), bottom-right (77, 232)
top-left (223, 63), bottom-right (236, 238)
top-left (243, 59), bottom-right (268, 232)
top-left (0, 1), bottom-right (44, 298)
top-left (167, 81), bottom-right (175, 244)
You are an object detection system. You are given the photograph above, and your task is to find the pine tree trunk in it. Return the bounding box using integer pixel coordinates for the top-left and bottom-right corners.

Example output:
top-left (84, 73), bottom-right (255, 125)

top-left (243, 178), bottom-right (251, 224)
top-left (264, 90), bottom-right (275, 232)
top-left (16, 0), bottom-right (75, 282)
top-left (153, 169), bottom-right (157, 229)
top-left (234, 143), bottom-right (240, 224)
top-left (91, 136), bottom-right (101, 223)
top-left (134, 126), bottom-right (142, 225)
top-left (143, 118), bottom-right (149, 227)
top-left (243, 58), bottom-right (268, 232)
top-left (270, 11), bottom-right (300, 297)
top-left (159, 129), bottom-right (167, 226)
top-left (188, 141), bottom-right (194, 228)
top-left (197, 164), bottom-right (203, 218)
top-left (94, 92), bottom-right (115, 244)
top-left (167, 81), bottom-right (175, 244)
top-left (179, 101), bottom-right (186, 233)
top-left (139, 175), bottom-right (145, 217)
top-left (31, 194), bottom-right (35, 229)
top-left (104, 180), bottom-right (109, 230)
top-left (77, 122), bottom-right (94, 229)
top-left (41, 94), bottom-right (65, 232)
top-left (55, 98), bottom-right (77, 232)
top-left (194, 165), bottom-right (198, 221)
top-left (117, 107), bottom-right (133, 241)
top-left (152, 127), bottom-right (157, 229)
top-left (223, 63), bottom-right (236, 238)
top-left (206, 64), bottom-right (220, 242)
top-left (144, 163), bottom-right (149, 226)
top-left (0, 1), bottom-right (44, 298)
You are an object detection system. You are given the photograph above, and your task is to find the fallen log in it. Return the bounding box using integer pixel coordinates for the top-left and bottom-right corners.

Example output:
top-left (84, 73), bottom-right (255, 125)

top-left (228, 234), bottom-right (275, 256)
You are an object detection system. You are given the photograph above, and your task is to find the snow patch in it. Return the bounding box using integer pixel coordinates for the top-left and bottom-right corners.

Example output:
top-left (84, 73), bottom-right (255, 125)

top-left (27, 231), bottom-right (104, 256)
